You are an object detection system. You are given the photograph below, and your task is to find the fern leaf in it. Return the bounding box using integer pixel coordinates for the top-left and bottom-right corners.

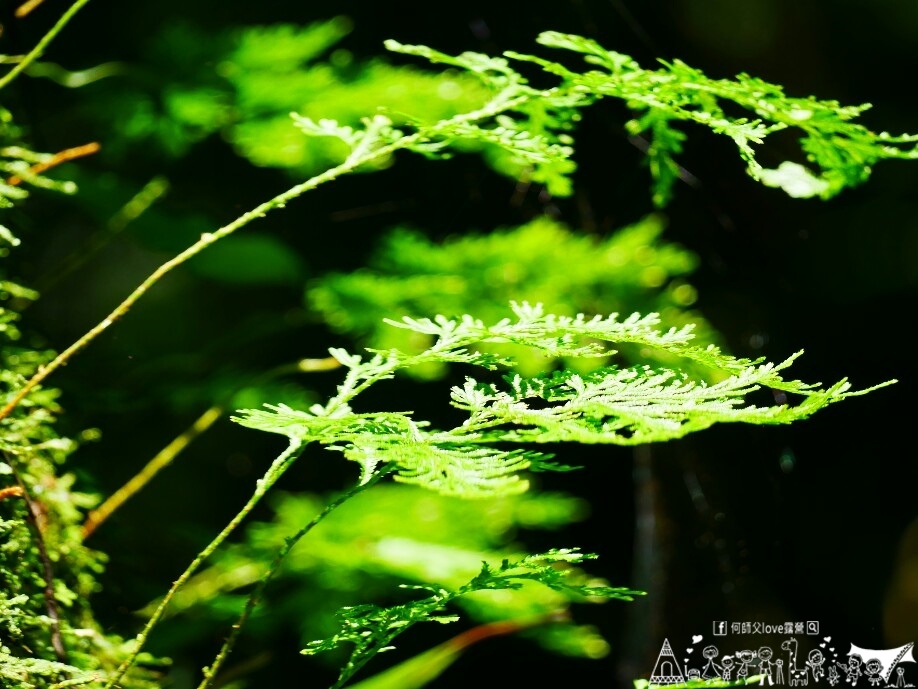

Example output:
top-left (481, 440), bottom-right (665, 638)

top-left (303, 549), bottom-right (641, 688)
top-left (234, 304), bottom-right (891, 497)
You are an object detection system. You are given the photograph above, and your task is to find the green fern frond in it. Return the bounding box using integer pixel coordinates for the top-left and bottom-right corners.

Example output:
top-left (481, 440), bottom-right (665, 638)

top-left (303, 549), bottom-right (641, 688)
top-left (385, 31), bottom-right (918, 202)
top-left (149, 484), bottom-right (613, 659)
top-left (234, 303), bottom-right (890, 497)
top-left (505, 31), bottom-right (918, 201)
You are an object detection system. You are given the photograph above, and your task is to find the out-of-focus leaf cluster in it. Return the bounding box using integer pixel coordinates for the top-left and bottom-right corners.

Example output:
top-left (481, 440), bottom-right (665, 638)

top-left (81, 18), bottom-right (523, 179)
top-left (309, 216), bottom-right (715, 379)
top-left (148, 484), bottom-right (624, 661)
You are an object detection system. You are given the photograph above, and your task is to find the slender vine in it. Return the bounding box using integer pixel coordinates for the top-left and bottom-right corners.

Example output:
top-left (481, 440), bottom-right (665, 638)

top-left (197, 466), bottom-right (394, 689)
top-left (0, 92), bottom-right (532, 423)
top-left (103, 439), bottom-right (305, 688)
top-left (0, 0), bottom-right (94, 91)
top-left (82, 356), bottom-right (341, 538)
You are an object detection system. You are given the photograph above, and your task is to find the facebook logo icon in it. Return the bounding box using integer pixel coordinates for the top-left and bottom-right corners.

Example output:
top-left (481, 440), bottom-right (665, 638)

top-left (713, 621), bottom-right (728, 636)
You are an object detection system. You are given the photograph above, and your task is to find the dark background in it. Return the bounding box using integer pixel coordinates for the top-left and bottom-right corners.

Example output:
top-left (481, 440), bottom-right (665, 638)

top-left (1, 1), bottom-right (916, 687)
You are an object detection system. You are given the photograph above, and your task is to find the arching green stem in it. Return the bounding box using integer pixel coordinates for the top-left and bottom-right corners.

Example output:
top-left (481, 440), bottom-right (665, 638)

top-left (0, 0), bottom-right (94, 91)
top-left (198, 465), bottom-right (394, 689)
top-left (103, 439), bottom-right (305, 688)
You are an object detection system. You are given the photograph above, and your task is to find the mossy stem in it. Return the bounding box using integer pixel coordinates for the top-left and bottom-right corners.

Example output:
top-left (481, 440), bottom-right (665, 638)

top-left (4, 454), bottom-right (68, 663)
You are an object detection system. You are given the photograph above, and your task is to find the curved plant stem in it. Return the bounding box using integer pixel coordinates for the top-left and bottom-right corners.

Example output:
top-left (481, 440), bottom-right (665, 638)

top-left (82, 405), bottom-right (224, 539)
top-left (0, 0), bottom-right (93, 91)
top-left (0, 154), bottom-right (367, 422)
top-left (103, 439), bottom-right (305, 689)
top-left (198, 466), bottom-right (393, 689)
top-left (0, 90), bottom-right (529, 423)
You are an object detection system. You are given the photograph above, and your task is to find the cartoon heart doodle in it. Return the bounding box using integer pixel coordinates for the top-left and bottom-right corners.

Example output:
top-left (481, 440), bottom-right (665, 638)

top-left (825, 637), bottom-right (832, 642)
top-left (820, 643), bottom-right (826, 648)
top-left (687, 648), bottom-right (694, 653)
top-left (830, 648), bottom-right (835, 652)
top-left (684, 658), bottom-right (690, 665)
top-left (693, 635), bottom-right (703, 644)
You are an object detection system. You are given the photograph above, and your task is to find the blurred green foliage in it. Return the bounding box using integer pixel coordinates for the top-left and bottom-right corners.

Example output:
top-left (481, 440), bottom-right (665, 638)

top-left (153, 485), bottom-right (616, 660)
top-left (309, 215), bottom-right (715, 378)
top-left (87, 18), bottom-right (510, 178)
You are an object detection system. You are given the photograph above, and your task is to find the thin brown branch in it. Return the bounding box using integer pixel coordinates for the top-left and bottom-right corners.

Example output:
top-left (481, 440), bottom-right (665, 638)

top-left (82, 356), bottom-right (340, 538)
top-left (0, 485), bottom-right (25, 500)
top-left (6, 141), bottom-right (100, 187)
top-left (443, 610), bottom-right (569, 656)
top-left (82, 405), bottom-right (224, 539)
top-left (15, 0), bottom-right (47, 18)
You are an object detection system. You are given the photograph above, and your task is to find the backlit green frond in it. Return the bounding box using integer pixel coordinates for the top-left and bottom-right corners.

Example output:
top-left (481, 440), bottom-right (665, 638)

top-left (234, 303), bottom-right (889, 497)
top-left (506, 31), bottom-right (918, 201)
top-left (385, 31), bottom-right (918, 202)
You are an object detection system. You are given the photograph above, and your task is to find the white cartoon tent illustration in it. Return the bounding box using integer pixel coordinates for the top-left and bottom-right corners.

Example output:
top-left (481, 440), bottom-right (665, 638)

top-left (650, 638), bottom-right (686, 685)
top-left (848, 642), bottom-right (914, 683)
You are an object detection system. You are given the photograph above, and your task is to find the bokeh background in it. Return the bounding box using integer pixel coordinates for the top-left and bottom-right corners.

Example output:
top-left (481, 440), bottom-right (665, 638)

top-left (1, 1), bottom-right (916, 687)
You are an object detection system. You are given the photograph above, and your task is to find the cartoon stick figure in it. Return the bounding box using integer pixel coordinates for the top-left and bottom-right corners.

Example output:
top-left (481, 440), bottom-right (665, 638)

top-left (702, 645), bottom-right (723, 680)
top-left (827, 665), bottom-right (840, 686)
top-left (759, 647), bottom-right (776, 686)
top-left (895, 666), bottom-right (906, 688)
top-left (838, 654), bottom-right (863, 685)
top-left (864, 658), bottom-right (883, 687)
top-left (807, 649), bottom-right (826, 683)
top-left (737, 650), bottom-right (756, 681)
top-left (776, 658), bottom-right (786, 685)
top-left (721, 657), bottom-right (735, 682)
